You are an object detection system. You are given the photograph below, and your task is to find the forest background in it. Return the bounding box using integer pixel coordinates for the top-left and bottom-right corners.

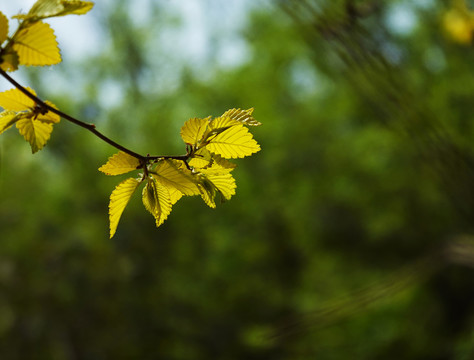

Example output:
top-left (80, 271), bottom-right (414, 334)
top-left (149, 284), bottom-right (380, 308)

top-left (0, 0), bottom-right (473, 359)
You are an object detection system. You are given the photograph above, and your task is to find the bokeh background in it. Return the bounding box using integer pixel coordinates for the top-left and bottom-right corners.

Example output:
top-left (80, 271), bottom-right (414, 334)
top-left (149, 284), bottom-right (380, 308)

top-left (1, 0), bottom-right (474, 359)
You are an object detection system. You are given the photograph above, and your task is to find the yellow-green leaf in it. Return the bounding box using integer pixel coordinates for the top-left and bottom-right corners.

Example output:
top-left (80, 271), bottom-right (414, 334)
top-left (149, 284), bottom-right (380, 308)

top-left (207, 172), bottom-right (236, 201)
top-left (0, 87), bottom-right (36, 111)
top-left (0, 51), bottom-right (19, 72)
top-left (188, 149), bottom-right (237, 171)
top-left (0, 11), bottom-right (8, 44)
top-left (206, 124), bottom-right (261, 159)
top-left (208, 116), bottom-right (240, 131)
top-left (36, 100), bottom-right (60, 124)
top-left (198, 162), bottom-right (233, 176)
top-left (142, 177), bottom-right (172, 227)
top-left (109, 177), bottom-right (140, 238)
top-left (99, 151), bottom-right (141, 176)
top-left (221, 108), bottom-right (261, 126)
top-left (180, 117), bottom-right (209, 145)
top-left (188, 147), bottom-right (213, 169)
top-left (16, 0), bottom-right (94, 21)
top-left (213, 154), bottom-right (237, 170)
top-left (198, 176), bottom-right (217, 208)
top-left (0, 111), bottom-right (20, 134)
top-left (13, 21), bottom-right (61, 66)
top-left (168, 187), bottom-right (183, 205)
top-left (16, 116), bottom-right (53, 153)
top-left (153, 159), bottom-right (200, 196)
top-left (199, 163), bottom-right (236, 202)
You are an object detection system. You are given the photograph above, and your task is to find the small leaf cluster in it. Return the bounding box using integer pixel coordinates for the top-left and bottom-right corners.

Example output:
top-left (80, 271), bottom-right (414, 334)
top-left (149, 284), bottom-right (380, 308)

top-left (0, 0), bottom-right (93, 71)
top-left (0, 1), bottom-right (262, 238)
top-left (0, 0), bottom-right (94, 152)
top-left (100, 108), bottom-right (261, 238)
top-left (0, 88), bottom-right (60, 152)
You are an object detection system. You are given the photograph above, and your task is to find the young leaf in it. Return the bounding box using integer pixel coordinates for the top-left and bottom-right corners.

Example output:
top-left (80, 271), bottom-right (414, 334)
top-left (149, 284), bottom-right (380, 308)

top-left (153, 159), bottom-right (200, 196)
top-left (0, 87), bottom-right (36, 111)
top-left (208, 116), bottom-right (241, 131)
top-left (199, 163), bottom-right (236, 201)
top-left (16, 116), bottom-right (54, 153)
top-left (206, 124), bottom-right (261, 159)
top-left (37, 100), bottom-right (60, 124)
top-left (99, 151), bottom-right (141, 176)
top-left (0, 111), bottom-right (20, 134)
top-left (198, 176), bottom-right (217, 208)
top-left (15, 0), bottom-right (94, 21)
top-left (168, 187), bottom-right (183, 205)
top-left (180, 117), bottom-right (210, 146)
top-left (188, 147), bottom-right (213, 169)
top-left (213, 154), bottom-right (237, 170)
top-left (221, 108), bottom-right (262, 126)
top-left (109, 177), bottom-right (140, 239)
top-left (207, 172), bottom-right (236, 201)
top-left (142, 177), bottom-right (172, 227)
top-left (0, 11), bottom-right (8, 44)
top-left (13, 21), bottom-right (61, 66)
top-left (188, 148), bottom-right (237, 171)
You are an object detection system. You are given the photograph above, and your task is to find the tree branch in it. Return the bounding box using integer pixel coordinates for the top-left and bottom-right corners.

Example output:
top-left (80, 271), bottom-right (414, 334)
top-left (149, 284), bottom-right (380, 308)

top-left (0, 68), bottom-right (148, 161)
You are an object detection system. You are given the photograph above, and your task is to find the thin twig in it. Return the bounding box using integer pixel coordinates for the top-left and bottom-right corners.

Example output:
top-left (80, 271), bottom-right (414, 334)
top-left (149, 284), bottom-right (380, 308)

top-left (0, 68), bottom-right (147, 161)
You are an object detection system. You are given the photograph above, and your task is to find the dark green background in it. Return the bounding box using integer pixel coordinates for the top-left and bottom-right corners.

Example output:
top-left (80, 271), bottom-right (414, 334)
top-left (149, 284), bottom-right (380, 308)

top-left (0, 1), bottom-right (473, 359)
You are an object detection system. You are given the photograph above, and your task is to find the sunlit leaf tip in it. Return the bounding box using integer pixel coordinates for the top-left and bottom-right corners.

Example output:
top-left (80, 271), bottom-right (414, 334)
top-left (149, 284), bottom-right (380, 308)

top-left (109, 177), bottom-right (140, 238)
top-left (99, 151), bottom-right (141, 176)
top-left (221, 107), bottom-right (262, 126)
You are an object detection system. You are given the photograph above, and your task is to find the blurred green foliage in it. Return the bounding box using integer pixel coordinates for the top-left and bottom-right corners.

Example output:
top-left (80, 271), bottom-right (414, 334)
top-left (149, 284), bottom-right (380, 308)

top-left (0, 0), bottom-right (474, 359)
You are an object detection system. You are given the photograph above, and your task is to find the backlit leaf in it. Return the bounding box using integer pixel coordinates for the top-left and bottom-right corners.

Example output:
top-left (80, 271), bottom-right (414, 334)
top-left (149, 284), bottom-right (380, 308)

top-left (207, 172), bottom-right (236, 201)
top-left (16, 116), bottom-right (53, 153)
top-left (198, 162), bottom-right (233, 176)
top-left (0, 87), bottom-right (36, 111)
top-left (153, 159), bottom-right (200, 196)
top-left (0, 11), bottom-right (8, 44)
top-left (221, 108), bottom-right (261, 126)
top-left (199, 163), bottom-right (236, 202)
top-left (188, 147), bottom-right (213, 169)
top-left (213, 154), bottom-right (237, 170)
top-left (15, 0), bottom-right (94, 21)
top-left (109, 177), bottom-right (140, 239)
top-left (0, 111), bottom-right (20, 134)
top-left (142, 177), bottom-right (172, 227)
top-left (206, 123), bottom-right (261, 159)
top-left (180, 117), bottom-right (209, 145)
top-left (208, 116), bottom-right (241, 131)
top-left (13, 21), bottom-right (61, 66)
top-left (168, 187), bottom-right (183, 205)
top-left (0, 52), bottom-right (19, 72)
top-left (99, 151), bottom-right (141, 176)
top-left (189, 149), bottom-right (237, 171)
top-left (198, 176), bottom-right (217, 208)
top-left (36, 100), bottom-right (60, 124)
